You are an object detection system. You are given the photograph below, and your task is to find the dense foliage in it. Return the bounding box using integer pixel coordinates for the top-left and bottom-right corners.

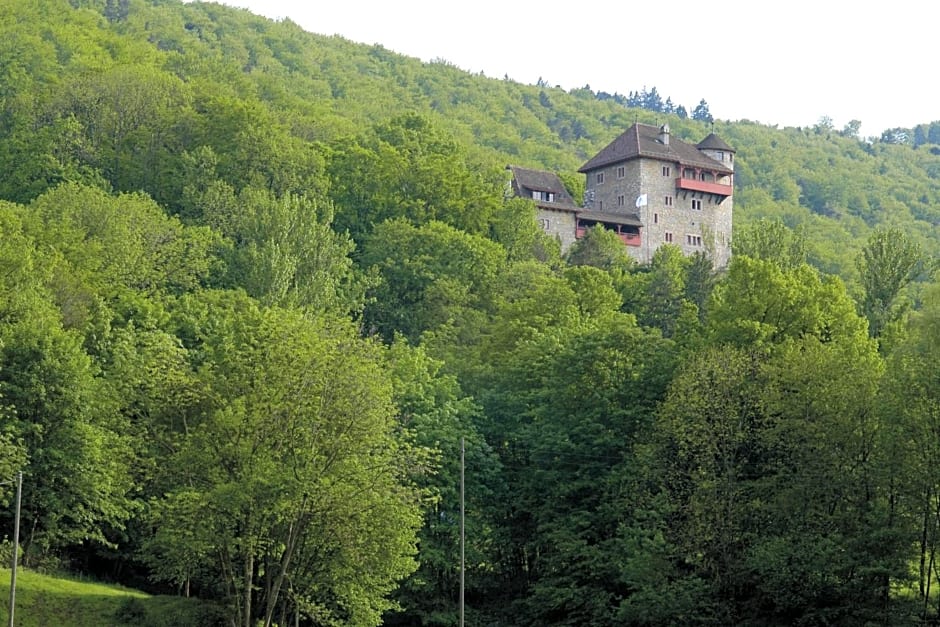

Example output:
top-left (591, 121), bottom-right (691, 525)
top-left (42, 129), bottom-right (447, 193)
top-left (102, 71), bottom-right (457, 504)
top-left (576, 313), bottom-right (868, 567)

top-left (2, 1), bottom-right (940, 625)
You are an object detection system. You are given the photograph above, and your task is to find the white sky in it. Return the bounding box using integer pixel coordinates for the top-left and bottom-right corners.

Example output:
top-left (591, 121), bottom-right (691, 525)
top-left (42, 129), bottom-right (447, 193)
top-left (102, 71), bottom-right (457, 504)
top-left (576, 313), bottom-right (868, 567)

top-left (221, 0), bottom-right (938, 139)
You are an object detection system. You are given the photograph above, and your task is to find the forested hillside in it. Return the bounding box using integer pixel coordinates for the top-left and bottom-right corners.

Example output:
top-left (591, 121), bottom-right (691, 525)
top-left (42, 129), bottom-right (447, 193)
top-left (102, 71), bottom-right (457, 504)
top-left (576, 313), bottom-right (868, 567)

top-left (2, 1), bottom-right (940, 626)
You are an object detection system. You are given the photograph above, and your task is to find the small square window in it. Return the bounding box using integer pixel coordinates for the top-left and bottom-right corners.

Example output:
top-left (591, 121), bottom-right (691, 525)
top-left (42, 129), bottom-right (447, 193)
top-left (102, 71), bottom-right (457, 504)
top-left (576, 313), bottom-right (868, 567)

top-left (665, 232), bottom-right (673, 243)
top-left (662, 166), bottom-right (671, 177)
top-left (617, 195), bottom-right (625, 206)
top-left (691, 199), bottom-right (702, 211)
top-left (596, 172), bottom-right (605, 184)
top-left (664, 195), bottom-right (673, 206)
top-left (617, 166), bottom-right (625, 178)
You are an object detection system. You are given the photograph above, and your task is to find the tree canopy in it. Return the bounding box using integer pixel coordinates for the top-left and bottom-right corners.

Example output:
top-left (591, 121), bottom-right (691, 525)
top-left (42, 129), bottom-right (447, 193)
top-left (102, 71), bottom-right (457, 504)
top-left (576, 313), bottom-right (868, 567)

top-left (2, 1), bottom-right (940, 625)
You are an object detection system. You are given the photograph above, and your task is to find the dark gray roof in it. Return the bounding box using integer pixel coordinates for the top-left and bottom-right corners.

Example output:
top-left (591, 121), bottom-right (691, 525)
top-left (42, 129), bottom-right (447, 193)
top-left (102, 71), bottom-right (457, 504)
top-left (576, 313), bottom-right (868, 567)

top-left (507, 165), bottom-right (580, 211)
top-left (697, 132), bottom-right (735, 152)
top-left (578, 123), bottom-right (733, 175)
top-left (576, 210), bottom-right (643, 227)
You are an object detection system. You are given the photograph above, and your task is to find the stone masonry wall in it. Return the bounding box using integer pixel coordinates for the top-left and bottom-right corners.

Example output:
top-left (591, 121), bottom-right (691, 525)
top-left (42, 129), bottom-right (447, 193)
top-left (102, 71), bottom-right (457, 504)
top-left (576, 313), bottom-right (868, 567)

top-left (536, 207), bottom-right (577, 251)
top-left (583, 154), bottom-right (733, 266)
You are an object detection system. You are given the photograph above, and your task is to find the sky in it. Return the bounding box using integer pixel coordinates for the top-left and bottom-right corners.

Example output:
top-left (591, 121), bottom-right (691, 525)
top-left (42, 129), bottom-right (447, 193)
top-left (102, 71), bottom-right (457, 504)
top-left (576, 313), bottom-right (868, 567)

top-left (221, 0), bottom-right (938, 139)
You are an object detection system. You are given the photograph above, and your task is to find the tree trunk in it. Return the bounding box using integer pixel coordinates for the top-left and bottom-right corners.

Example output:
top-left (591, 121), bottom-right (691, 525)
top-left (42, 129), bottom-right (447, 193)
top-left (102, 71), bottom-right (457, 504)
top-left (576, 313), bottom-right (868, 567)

top-left (921, 498), bottom-right (930, 598)
top-left (243, 552), bottom-right (254, 627)
top-left (264, 513), bottom-right (307, 627)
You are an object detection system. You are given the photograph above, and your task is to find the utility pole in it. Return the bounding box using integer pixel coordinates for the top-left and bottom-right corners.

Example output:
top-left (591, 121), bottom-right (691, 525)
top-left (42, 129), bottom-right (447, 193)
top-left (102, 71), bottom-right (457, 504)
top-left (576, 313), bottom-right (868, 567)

top-left (8, 471), bottom-right (22, 627)
top-left (459, 437), bottom-right (465, 627)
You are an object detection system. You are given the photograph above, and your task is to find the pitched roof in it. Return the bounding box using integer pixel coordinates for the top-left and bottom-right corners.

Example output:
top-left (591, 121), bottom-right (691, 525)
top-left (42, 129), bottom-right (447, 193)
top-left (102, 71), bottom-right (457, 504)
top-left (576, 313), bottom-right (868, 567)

top-left (576, 210), bottom-right (643, 227)
top-left (697, 132), bottom-right (735, 152)
top-left (578, 123), bottom-right (732, 174)
top-left (507, 165), bottom-right (580, 211)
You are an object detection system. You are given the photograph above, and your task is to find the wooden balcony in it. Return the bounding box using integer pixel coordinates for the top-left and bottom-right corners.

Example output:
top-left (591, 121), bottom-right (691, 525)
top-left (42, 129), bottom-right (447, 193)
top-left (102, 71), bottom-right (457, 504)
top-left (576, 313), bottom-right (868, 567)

top-left (576, 227), bottom-right (641, 247)
top-left (619, 232), bottom-right (641, 247)
top-left (676, 177), bottom-right (732, 198)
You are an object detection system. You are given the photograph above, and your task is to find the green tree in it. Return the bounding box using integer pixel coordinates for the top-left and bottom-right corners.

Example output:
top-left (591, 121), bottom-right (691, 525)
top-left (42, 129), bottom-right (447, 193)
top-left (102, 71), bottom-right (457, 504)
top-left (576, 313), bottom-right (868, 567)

top-left (622, 244), bottom-right (690, 337)
top-left (384, 340), bottom-right (502, 626)
top-left (25, 183), bottom-right (221, 299)
top-left (489, 196), bottom-right (559, 264)
top-left (877, 282), bottom-right (940, 619)
top-left (360, 219), bottom-right (505, 343)
top-left (564, 225), bottom-right (633, 272)
top-left (328, 113), bottom-right (503, 241)
top-left (856, 226), bottom-right (926, 338)
top-left (0, 199), bottom-right (137, 560)
top-left (656, 256), bottom-right (910, 624)
top-left (842, 119), bottom-right (862, 139)
top-left (495, 315), bottom-right (678, 625)
top-left (193, 182), bottom-right (368, 315)
top-left (691, 99), bottom-right (713, 123)
top-left (56, 65), bottom-right (191, 194)
top-left (708, 255), bottom-right (865, 350)
top-left (146, 291), bottom-right (423, 627)
top-left (732, 218), bottom-right (807, 269)
top-left (653, 346), bottom-right (760, 624)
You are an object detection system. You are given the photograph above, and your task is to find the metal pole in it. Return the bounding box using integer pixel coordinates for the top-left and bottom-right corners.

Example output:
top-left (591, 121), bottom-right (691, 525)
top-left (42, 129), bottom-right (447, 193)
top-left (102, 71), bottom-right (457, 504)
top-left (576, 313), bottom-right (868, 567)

top-left (459, 437), bottom-right (465, 627)
top-left (9, 471), bottom-right (21, 627)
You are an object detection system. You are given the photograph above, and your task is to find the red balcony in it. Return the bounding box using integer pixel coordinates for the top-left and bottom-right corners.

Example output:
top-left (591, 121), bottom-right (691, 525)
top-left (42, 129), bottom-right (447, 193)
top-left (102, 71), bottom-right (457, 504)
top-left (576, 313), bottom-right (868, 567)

top-left (619, 232), bottom-right (641, 247)
top-left (576, 227), bottom-right (641, 247)
top-left (676, 177), bottom-right (732, 198)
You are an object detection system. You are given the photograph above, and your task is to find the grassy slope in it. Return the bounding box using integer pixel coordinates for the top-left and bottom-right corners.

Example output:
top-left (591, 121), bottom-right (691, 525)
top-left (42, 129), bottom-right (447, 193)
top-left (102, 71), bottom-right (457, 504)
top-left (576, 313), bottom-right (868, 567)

top-left (0, 568), bottom-right (213, 627)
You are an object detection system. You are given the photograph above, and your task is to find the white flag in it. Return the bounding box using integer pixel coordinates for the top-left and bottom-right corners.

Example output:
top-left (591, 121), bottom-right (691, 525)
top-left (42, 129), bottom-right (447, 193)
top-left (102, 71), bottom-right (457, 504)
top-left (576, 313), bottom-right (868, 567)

top-left (635, 193), bottom-right (648, 208)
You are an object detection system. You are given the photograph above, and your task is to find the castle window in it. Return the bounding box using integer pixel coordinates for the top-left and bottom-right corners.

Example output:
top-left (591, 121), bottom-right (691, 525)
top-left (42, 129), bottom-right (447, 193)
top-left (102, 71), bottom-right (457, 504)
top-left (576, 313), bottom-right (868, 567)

top-left (596, 172), bottom-right (605, 184)
top-left (716, 150), bottom-right (725, 161)
top-left (662, 166), bottom-right (671, 177)
top-left (617, 166), bottom-right (625, 178)
top-left (617, 195), bottom-right (625, 206)
top-left (665, 232), bottom-right (673, 242)
top-left (654, 213), bottom-right (658, 224)
top-left (686, 234), bottom-right (702, 246)
top-left (691, 199), bottom-right (702, 211)
top-left (531, 190), bottom-right (555, 202)
top-left (664, 195), bottom-right (673, 206)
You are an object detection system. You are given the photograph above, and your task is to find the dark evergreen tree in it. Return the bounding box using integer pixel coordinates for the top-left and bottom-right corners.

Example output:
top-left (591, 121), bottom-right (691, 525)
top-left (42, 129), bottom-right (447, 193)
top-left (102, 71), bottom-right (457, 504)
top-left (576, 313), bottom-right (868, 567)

top-left (642, 86), bottom-right (663, 112)
top-left (928, 122), bottom-right (940, 144)
top-left (692, 98), bottom-right (713, 122)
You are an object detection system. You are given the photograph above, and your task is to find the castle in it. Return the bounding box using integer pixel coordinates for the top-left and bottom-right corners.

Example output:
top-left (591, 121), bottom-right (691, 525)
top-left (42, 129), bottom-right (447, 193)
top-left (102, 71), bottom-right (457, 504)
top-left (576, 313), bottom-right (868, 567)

top-left (508, 123), bottom-right (734, 267)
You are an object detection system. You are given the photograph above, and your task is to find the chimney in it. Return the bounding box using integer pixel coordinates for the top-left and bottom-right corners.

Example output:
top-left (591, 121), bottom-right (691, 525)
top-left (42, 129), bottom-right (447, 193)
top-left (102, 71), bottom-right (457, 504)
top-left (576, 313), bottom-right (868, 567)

top-left (659, 123), bottom-right (670, 145)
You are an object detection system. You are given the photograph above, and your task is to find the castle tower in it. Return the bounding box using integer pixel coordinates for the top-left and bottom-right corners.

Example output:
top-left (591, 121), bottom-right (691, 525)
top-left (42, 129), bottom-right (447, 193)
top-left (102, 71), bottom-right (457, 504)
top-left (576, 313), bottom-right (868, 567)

top-left (577, 123), bottom-right (734, 267)
top-left (695, 132), bottom-right (735, 267)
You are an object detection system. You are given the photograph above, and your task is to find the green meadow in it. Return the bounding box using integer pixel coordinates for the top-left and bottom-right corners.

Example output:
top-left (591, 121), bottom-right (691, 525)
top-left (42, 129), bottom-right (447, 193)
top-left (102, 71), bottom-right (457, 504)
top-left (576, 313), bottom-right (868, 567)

top-left (0, 569), bottom-right (218, 627)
